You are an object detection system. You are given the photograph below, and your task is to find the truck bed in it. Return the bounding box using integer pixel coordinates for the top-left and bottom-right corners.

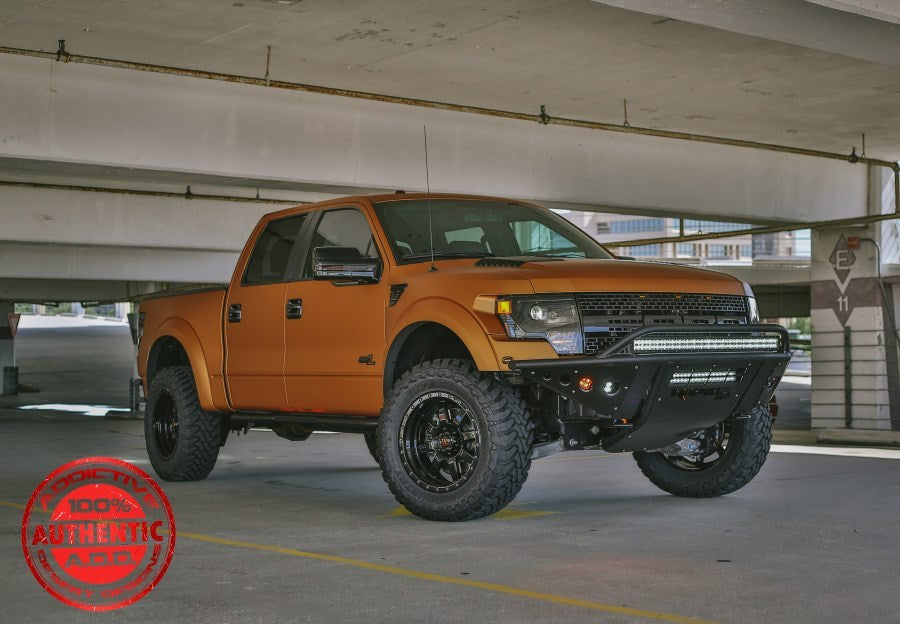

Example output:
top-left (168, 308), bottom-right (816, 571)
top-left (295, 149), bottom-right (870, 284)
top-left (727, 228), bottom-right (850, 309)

top-left (138, 286), bottom-right (229, 410)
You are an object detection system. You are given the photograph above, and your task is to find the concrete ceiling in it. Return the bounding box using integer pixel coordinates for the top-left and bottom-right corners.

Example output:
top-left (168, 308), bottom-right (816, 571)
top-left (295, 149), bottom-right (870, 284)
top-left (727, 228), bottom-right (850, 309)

top-left (1, 0), bottom-right (899, 161)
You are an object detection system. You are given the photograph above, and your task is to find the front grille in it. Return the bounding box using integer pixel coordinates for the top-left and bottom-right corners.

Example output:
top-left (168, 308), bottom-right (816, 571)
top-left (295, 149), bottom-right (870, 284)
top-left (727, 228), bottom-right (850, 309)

top-left (576, 293), bottom-right (748, 355)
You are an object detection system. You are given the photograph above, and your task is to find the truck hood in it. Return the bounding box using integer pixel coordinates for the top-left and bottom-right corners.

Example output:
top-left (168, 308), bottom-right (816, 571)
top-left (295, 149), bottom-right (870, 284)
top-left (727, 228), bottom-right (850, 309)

top-left (487, 258), bottom-right (745, 295)
top-left (392, 257), bottom-right (747, 298)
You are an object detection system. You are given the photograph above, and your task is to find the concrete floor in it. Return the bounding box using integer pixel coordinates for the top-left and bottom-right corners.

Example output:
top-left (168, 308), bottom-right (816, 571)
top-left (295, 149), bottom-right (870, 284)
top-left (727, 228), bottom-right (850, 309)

top-left (1, 320), bottom-right (898, 623)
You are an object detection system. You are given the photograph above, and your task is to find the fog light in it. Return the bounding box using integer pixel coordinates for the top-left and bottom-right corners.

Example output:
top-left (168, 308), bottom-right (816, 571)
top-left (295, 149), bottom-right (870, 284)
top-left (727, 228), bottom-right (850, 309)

top-left (578, 377), bottom-right (593, 392)
top-left (602, 380), bottom-right (620, 396)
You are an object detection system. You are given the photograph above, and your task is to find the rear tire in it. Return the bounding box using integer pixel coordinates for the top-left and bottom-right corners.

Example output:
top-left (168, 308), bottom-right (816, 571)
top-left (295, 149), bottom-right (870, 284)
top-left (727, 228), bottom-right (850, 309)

top-left (633, 406), bottom-right (772, 497)
top-left (145, 366), bottom-right (220, 481)
top-left (377, 359), bottom-right (533, 521)
top-left (364, 434), bottom-right (380, 463)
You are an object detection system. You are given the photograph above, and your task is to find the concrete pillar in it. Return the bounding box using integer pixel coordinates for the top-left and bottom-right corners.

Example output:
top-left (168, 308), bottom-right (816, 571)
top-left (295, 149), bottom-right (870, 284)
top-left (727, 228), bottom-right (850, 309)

top-left (810, 166), bottom-right (899, 431)
top-left (0, 301), bottom-right (16, 394)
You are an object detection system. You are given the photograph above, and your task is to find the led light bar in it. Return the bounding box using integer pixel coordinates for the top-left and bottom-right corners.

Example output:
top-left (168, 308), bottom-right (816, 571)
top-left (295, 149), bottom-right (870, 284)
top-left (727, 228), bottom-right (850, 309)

top-left (669, 369), bottom-right (740, 385)
top-left (632, 334), bottom-right (781, 354)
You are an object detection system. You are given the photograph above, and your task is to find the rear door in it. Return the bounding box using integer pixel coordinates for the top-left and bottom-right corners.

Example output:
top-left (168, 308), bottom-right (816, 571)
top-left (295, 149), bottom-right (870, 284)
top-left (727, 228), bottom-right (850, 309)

top-left (284, 206), bottom-right (388, 415)
top-left (224, 212), bottom-right (311, 411)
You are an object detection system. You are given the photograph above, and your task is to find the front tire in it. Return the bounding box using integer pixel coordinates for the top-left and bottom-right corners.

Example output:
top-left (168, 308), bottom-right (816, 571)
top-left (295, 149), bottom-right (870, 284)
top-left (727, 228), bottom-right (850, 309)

top-left (145, 366), bottom-right (221, 481)
top-left (377, 359), bottom-right (533, 521)
top-left (633, 405), bottom-right (772, 497)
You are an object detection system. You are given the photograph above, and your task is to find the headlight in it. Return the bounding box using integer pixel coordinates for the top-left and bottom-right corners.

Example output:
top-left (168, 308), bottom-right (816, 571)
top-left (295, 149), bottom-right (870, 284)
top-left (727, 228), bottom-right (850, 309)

top-left (496, 295), bottom-right (583, 355)
top-left (747, 296), bottom-right (759, 322)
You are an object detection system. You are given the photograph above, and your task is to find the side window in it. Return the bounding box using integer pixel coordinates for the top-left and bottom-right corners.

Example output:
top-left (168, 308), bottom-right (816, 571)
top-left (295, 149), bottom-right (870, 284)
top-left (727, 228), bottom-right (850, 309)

top-left (304, 208), bottom-right (379, 277)
top-left (243, 214), bottom-right (308, 286)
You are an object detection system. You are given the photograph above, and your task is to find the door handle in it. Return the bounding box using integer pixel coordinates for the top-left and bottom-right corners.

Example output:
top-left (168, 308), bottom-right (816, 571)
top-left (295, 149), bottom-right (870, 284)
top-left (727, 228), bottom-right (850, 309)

top-left (286, 298), bottom-right (303, 319)
top-left (228, 303), bottom-right (242, 323)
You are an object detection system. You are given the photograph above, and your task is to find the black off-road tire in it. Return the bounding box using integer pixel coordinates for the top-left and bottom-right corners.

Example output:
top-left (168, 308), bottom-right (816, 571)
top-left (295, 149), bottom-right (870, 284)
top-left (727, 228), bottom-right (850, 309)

top-left (364, 434), bottom-right (380, 463)
top-left (633, 405), bottom-right (772, 497)
top-left (377, 359), bottom-right (533, 521)
top-left (145, 366), bottom-right (220, 481)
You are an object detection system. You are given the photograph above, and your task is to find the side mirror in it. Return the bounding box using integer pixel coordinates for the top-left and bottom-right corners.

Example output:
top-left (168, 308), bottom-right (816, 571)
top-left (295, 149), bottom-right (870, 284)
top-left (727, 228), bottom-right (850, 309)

top-left (313, 246), bottom-right (380, 283)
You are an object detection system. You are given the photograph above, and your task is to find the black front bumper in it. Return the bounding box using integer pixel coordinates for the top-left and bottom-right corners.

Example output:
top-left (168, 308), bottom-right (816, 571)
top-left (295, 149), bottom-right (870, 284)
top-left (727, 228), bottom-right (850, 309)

top-left (510, 324), bottom-right (791, 453)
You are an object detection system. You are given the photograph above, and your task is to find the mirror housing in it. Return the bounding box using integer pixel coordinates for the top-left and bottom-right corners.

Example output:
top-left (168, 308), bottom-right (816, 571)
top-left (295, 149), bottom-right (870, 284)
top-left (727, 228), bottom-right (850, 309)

top-left (313, 247), bottom-right (380, 283)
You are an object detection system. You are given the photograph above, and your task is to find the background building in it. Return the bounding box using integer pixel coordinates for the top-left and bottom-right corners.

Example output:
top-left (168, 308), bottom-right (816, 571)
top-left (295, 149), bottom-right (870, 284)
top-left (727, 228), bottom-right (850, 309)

top-left (564, 212), bottom-right (809, 264)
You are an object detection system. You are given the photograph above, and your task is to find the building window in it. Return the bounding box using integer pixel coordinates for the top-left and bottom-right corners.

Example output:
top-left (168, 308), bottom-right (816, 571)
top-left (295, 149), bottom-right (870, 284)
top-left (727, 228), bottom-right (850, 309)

top-left (683, 220), bottom-right (751, 233)
top-left (707, 244), bottom-right (728, 258)
top-left (610, 218), bottom-right (664, 234)
top-left (627, 244), bottom-right (661, 257)
top-left (595, 222), bottom-right (610, 234)
top-left (676, 243), bottom-right (695, 256)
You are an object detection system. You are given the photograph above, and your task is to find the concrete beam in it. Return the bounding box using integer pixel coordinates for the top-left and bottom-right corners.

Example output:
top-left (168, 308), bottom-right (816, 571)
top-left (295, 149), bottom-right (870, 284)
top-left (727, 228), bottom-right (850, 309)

top-left (594, 0), bottom-right (900, 66)
top-left (0, 241), bottom-right (237, 283)
top-left (717, 264), bottom-right (811, 287)
top-left (0, 279), bottom-right (191, 304)
top-left (0, 185), bottom-right (267, 252)
top-left (0, 53), bottom-right (871, 224)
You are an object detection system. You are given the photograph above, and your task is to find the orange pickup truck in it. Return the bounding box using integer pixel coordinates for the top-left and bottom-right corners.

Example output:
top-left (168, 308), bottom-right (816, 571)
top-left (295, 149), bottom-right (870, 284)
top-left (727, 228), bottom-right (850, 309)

top-left (137, 193), bottom-right (790, 521)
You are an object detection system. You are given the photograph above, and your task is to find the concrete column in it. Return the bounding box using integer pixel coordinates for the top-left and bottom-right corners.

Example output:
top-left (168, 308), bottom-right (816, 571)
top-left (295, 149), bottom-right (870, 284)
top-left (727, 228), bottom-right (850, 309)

top-left (810, 166), bottom-right (899, 431)
top-left (0, 301), bottom-right (16, 394)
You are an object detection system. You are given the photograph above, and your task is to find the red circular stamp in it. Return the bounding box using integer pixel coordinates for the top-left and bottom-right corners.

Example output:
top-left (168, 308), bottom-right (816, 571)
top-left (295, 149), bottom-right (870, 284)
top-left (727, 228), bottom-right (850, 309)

top-left (21, 457), bottom-right (176, 611)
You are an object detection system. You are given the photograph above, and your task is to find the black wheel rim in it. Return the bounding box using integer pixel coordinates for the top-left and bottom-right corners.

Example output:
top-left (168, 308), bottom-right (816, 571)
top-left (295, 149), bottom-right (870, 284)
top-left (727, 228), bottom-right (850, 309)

top-left (661, 421), bottom-right (729, 472)
top-left (152, 391), bottom-right (179, 460)
top-left (398, 391), bottom-right (481, 493)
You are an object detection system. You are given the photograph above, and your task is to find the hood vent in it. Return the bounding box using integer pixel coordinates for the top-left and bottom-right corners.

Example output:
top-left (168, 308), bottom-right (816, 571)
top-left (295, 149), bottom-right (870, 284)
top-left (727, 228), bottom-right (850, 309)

top-left (474, 256), bottom-right (563, 268)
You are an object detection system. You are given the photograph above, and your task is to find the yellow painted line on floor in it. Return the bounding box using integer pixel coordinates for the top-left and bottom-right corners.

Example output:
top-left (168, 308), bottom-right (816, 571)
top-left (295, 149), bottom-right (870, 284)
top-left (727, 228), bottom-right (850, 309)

top-left (387, 505), bottom-right (556, 520)
top-left (175, 530), bottom-right (715, 624)
top-left (3, 498), bottom-right (714, 624)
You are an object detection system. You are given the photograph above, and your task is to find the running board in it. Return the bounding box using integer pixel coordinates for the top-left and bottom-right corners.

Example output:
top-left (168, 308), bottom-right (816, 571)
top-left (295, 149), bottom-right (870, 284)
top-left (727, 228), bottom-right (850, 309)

top-left (227, 412), bottom-right (378, 434)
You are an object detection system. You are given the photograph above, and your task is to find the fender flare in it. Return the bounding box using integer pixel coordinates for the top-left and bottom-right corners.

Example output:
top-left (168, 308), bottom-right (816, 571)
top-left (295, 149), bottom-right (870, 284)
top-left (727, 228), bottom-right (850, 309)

top-left (387, 297), bottom-right (500, 373)
top-left (150, 317), bottom-right (217, 411)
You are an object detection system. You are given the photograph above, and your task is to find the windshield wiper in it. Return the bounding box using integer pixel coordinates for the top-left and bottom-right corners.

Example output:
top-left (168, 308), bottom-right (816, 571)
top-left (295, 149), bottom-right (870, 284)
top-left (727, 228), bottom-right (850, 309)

top-left (401, 251), bottom-right (495, 260)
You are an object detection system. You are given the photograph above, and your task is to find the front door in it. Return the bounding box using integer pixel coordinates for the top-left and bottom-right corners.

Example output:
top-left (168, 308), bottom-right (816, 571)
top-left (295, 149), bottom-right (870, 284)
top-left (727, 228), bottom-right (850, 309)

top-left (284, 207), bottom-right (387, 415)
top-left (224, 213), bottom-right (310, 411)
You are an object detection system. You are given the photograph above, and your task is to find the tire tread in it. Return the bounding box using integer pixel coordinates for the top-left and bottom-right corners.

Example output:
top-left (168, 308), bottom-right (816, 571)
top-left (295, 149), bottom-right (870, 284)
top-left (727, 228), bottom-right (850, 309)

top-left (145, 366), bottom-right (220, 481)
top-left (377, 359), bottom-right (533, 521)
top-left (633, 406), bottom-right (772, 498)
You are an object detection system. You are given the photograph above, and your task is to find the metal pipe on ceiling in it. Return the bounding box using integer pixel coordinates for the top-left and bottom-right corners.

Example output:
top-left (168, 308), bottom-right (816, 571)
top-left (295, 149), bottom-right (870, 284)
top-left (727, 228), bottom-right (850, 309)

top-left (1, 45), bottom-right (897, 171)
top-left (0, 179), bottom-right (305, 205)
top-left (607, 210), bottom-right (899, 248)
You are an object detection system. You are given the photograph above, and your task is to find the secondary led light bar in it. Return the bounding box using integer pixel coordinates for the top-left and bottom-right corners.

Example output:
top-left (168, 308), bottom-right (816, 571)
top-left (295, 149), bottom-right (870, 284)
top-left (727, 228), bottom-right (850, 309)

top-left (632, 334), bottom-right (781, 354)
top-left (670, 370), bottom-right (740, 385)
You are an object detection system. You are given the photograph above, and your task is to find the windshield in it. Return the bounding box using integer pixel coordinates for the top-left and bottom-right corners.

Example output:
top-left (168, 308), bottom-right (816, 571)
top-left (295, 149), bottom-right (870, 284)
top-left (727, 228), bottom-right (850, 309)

top-left (373, 199), bottom-right (613, 264)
